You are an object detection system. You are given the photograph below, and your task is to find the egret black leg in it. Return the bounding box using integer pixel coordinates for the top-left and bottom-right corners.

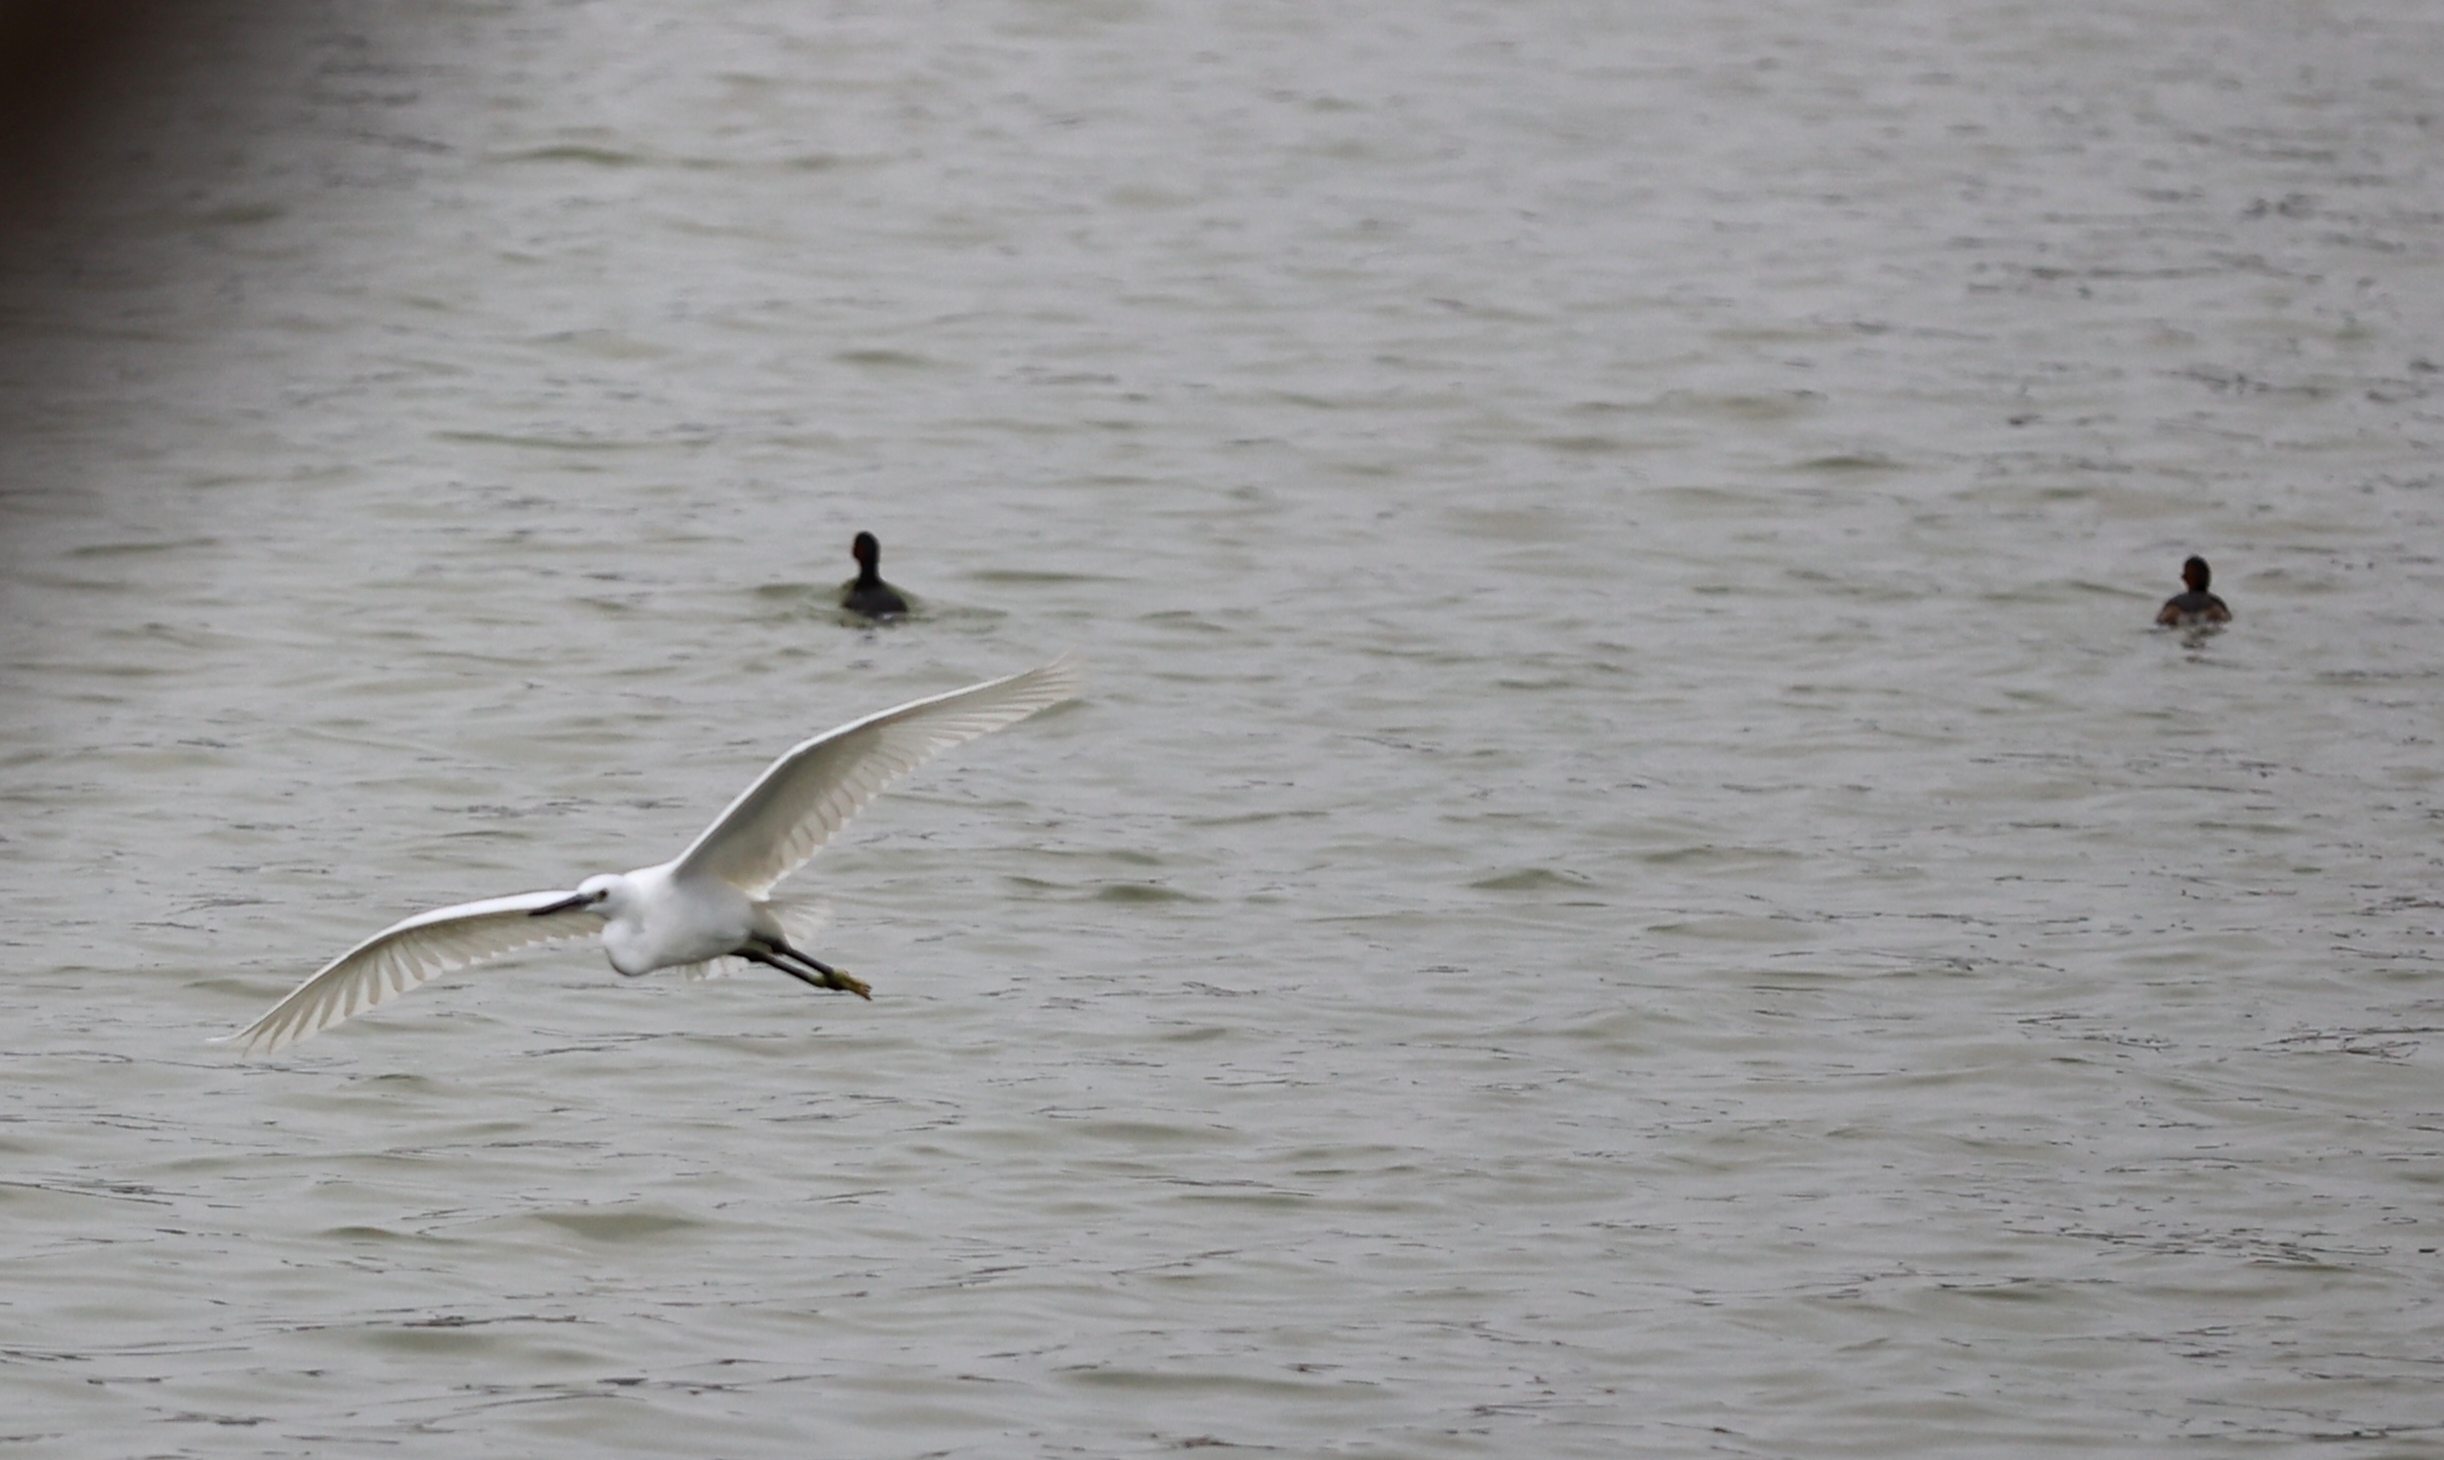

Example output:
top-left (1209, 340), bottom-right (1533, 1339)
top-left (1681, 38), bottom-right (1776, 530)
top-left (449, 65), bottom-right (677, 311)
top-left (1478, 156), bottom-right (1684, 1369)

top-left (770, 940), bottom-right (840, 977)
top-left (738, 946), bottom-right (826, 989)
top-left (742, 938), bottom-right (872, 999)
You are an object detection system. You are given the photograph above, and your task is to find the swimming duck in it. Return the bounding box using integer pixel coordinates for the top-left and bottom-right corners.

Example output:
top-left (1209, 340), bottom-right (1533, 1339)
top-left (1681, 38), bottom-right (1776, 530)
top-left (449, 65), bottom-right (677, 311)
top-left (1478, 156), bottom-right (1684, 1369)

top-left (841, 531), bottom-right (910, 619)
top-left (2155, 555), bottom-right (2231, 627)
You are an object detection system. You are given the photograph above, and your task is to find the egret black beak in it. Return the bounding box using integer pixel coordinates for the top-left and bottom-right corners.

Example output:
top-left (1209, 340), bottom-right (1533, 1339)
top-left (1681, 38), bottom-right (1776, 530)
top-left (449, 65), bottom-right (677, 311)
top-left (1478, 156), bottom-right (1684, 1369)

top-left (530, 891), bottom-right (596, 917)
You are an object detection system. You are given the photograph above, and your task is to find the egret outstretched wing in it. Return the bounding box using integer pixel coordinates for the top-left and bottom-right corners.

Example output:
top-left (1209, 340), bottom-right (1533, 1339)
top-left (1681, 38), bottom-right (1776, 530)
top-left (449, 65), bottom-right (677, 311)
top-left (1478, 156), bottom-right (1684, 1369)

top-left (226, 891), bottom-right (603, 1054)
top-left (673, 656), bottom-right (1083, 898)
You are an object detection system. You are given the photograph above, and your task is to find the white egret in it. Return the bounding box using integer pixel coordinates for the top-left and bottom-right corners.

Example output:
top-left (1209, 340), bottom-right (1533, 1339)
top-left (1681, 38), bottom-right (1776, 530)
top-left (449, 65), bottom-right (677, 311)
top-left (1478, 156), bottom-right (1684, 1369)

top-left (226, 657), bottom-right (1082, 1054)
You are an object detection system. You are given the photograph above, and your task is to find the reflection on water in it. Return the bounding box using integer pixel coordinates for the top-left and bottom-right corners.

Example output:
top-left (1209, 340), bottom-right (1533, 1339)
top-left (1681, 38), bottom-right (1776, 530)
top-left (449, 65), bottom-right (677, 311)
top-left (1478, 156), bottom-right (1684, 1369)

top-left (2, 1), bottom-right (2441, 1455)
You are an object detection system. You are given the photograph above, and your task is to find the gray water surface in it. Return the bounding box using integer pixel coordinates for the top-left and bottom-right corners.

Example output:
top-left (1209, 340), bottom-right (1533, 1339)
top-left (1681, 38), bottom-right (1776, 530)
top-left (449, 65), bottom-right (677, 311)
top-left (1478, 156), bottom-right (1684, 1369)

top-left (3, 2), bottom-right (2441, 1455)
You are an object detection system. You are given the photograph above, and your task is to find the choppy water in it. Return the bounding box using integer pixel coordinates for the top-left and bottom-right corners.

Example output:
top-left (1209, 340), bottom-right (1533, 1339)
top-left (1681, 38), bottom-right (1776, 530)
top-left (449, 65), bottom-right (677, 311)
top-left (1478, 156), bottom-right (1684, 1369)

top-left (3, 2), bottom-right (2441, 1455)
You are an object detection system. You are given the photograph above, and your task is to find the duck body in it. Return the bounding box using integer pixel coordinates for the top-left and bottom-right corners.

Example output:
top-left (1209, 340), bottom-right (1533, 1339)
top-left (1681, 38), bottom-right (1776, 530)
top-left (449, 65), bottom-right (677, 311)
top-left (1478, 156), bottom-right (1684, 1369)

top-left (2156, 555), bottom-right (2232, 626)
top-left (841, 531), bottom-right (910, 618)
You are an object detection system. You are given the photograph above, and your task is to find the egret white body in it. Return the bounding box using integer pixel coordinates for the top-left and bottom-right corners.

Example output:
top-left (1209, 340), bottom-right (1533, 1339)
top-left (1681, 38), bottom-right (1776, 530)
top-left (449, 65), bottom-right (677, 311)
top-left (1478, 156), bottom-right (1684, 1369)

top-left (226, 657), bottom-right (1082, 1054)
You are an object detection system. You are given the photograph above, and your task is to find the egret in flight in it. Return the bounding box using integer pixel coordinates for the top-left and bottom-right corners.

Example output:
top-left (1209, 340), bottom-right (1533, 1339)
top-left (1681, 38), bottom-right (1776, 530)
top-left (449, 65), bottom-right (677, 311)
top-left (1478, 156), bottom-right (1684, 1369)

top-left (227, 657), bottom-right (1081, 1054)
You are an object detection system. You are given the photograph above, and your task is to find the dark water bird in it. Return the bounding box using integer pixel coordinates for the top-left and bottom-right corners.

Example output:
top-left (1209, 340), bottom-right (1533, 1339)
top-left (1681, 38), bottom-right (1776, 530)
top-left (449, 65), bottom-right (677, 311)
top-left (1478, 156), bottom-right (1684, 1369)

top-left (2155, 555), bottom-right (2232, 627)
top-left (223, 658), bottom-right (1083, 1053)
top-left (841, 531), bottom-right (911, 619)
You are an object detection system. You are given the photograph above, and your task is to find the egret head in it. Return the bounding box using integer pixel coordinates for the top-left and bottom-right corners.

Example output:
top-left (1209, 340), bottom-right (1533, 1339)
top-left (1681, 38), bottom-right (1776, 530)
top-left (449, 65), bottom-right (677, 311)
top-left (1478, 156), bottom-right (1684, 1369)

top-left (531, 875), bottom-right (624, 919)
